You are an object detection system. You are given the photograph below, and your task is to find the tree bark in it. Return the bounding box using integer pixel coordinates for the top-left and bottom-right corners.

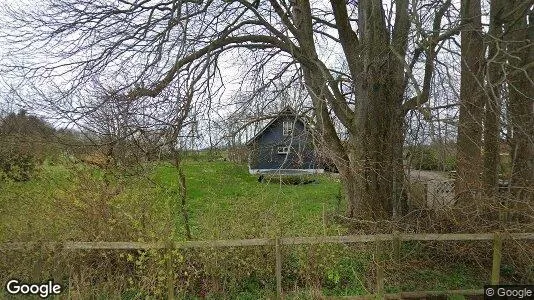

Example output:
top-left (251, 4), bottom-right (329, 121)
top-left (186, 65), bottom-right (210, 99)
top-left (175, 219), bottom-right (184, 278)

top-left (293, 0), bottom-right (410, 220)
top-left (483, 0), bottom-right (503, 197)
top-left (351, 11), bottom-right (407, 219)
top-left (504, 1), bottom-right (534, 203)
top-left (455, 0), bottom-right (485, 203)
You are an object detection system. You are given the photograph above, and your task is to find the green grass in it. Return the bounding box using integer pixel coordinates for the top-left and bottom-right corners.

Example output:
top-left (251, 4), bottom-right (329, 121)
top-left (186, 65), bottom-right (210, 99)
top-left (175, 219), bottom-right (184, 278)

top-left (0, 164), bottom-right (73, 241)
top-left (0, 158), bottom-right (491, 297)
top-left (0, 159), bottom-right (344, 241)
top-left (152, 160), bottom-right (345, 240)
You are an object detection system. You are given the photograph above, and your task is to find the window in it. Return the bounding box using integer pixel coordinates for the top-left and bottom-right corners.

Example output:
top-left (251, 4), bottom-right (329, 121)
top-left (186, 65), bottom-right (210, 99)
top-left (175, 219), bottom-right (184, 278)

top-left (282, 120), bottom-right (293, 136)
top-left (277, 146), bottom-right (290, 154)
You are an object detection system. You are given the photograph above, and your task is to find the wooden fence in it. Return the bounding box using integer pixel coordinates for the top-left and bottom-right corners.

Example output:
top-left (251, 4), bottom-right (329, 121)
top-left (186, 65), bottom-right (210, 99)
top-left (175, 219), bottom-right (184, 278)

top-left (2, 232), bottom-right (534, 299)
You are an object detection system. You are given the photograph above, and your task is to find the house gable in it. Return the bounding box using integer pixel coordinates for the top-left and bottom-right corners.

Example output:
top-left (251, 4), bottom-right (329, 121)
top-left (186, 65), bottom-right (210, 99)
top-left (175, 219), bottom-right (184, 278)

top-left (246, 107), bottom-right (323, 174)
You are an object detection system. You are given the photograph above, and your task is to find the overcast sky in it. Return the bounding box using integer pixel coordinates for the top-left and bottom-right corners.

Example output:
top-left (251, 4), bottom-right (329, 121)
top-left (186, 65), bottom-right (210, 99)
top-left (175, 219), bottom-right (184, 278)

top-left (0, 0), bottom-right (467, 147)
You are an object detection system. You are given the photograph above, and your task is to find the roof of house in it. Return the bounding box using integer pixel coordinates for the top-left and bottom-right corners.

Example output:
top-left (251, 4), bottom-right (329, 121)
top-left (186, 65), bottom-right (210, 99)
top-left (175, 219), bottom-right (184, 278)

top-left (245, 106), bottom-right (310, 146)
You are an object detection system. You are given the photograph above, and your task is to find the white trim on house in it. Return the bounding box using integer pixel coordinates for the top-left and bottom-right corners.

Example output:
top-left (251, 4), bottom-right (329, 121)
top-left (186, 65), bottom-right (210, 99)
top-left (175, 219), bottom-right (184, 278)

top-left (249, 168), bottom-right (324, 175)
top-left (282, 120), bottom-right (293, 136)
top-left (277, 146), bottom-right (290, 154)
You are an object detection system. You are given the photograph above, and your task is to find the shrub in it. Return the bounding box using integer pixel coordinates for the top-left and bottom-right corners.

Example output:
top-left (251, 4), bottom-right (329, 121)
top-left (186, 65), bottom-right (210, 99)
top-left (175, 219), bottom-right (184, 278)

top-left (408, 145), bottom-right (456, 171)
top-left (0, 162), bottom-right (178, 298)
top-left (0, 150), bottom-right (37, 182)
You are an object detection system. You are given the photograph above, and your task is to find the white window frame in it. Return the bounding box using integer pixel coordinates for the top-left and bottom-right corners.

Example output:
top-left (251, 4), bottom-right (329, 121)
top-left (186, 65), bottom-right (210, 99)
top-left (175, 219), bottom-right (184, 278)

top-left (277, 146), bottom-right (290, 154)
top-left (282, 120), bottom-right (293, 136)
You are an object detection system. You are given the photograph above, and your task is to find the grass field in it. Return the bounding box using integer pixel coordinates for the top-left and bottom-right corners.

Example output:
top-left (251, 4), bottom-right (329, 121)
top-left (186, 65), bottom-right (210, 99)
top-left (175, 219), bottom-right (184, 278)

top-left (153, 160), bottom-right (345, 240)
top-left (0, 158), bottom-right (344, 241)
top-left (0, 158), bottom-right (493, 298)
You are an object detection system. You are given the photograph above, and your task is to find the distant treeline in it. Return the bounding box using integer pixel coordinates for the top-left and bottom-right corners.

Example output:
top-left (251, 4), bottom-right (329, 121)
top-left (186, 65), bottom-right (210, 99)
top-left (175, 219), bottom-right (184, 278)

top-left (0, 110), bottom-right (91, 180)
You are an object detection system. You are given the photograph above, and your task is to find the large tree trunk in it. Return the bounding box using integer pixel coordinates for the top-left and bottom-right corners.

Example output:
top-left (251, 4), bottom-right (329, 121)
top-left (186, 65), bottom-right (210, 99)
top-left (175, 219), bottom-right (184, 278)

top-left (455, 0), bottom-right (485, 203)
top-left (291, 0), bottom-right (444, 219)
top-left (330, 0), bottom-right (408, 220)
top-left (349, 117), bottom-right (406, 220)
top-left (483, 0), bottom-right (503, 197)
top-left (351, 4), bottom-right (407, 218)
top-left (504, 2), bottom-right (534, 203)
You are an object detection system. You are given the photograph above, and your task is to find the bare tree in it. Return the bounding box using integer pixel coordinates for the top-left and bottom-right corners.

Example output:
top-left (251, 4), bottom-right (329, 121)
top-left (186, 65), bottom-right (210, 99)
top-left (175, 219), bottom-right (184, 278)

top-left (503, 1), bottom-right (533, 203)
top-left (455, 0), bottom-right (485, 203)
top-left (456, 0), bottom-right (533, 205)
top-left (482, 0), bottom-right (504, 198)
top-left (1, 0), bottom-right (461, 220)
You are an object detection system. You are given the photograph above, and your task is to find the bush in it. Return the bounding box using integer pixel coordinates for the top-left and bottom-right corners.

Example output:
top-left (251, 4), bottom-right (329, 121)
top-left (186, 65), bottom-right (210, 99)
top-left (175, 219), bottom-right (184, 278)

top-left (0, 151), bottom-right (37, 182)
top-left (408, 145), bottom-right (456, 171)
top-left (0, 162), bottom-right (178, 298)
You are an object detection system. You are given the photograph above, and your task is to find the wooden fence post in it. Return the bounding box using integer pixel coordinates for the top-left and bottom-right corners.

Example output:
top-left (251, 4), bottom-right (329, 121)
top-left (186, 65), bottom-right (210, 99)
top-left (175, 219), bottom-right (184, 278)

top-left (322, 203), bottom-right (327, 236)
top-left (375, 238), bottom-right (384, 296)
top-left (393, 231), bottom-right (401, 264)
top-left (275, 237), bottom-right (283, 299)
top-left (491, 232), bottom-right (502, 284)
top-left (166, 245), bottom-right (175, 300)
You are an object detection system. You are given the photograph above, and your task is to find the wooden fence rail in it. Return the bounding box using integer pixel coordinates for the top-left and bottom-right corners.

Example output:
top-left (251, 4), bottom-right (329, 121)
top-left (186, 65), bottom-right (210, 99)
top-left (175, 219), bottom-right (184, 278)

top-left (2, 232), bottom-right (533, 299)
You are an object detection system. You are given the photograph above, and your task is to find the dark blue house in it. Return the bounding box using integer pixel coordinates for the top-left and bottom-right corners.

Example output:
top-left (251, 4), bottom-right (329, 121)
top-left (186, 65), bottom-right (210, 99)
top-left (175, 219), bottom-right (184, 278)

top-left (245, 107), bottom-right (324, 174)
